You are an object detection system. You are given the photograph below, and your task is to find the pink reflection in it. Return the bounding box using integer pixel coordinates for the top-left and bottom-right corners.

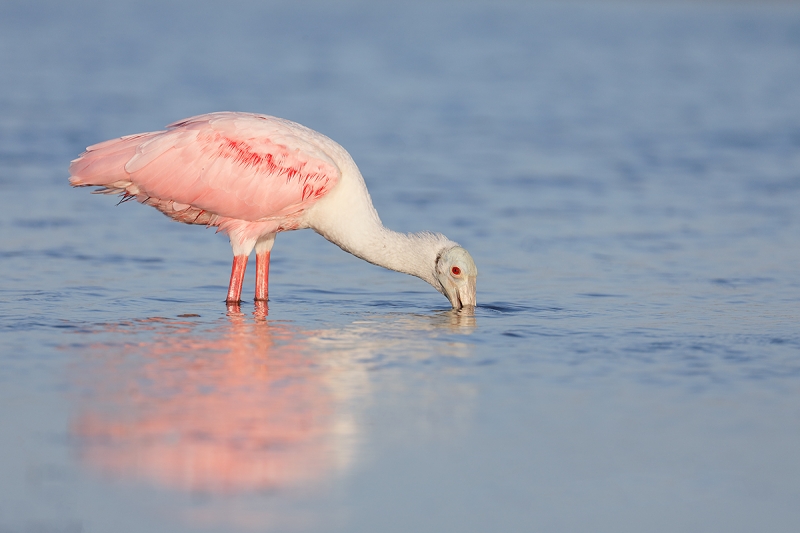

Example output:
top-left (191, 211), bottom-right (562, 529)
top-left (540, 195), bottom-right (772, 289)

top-left (69, 304), bottom-right (350, 495)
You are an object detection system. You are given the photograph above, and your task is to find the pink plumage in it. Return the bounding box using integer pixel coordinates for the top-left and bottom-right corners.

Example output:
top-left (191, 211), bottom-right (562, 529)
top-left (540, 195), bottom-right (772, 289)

top-left (70, 112), bottom-right (339, 234)
top-left (70, 112), bottom-right (478, 309)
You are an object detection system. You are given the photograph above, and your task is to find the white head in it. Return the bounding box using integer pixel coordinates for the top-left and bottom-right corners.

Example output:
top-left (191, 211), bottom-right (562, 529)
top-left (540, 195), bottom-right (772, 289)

top-left (435, 246), bottom-right (478, 309)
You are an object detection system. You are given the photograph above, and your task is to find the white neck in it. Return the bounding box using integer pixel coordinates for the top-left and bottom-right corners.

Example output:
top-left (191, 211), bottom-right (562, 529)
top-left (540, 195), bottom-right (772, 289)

top-left (339, 224), bottom-right (453, 285)
top-left (304, 162), bottom-right (456, 288)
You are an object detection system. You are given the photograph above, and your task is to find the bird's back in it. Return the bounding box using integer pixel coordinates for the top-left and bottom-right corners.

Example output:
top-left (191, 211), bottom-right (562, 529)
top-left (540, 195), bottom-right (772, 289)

top-left (69, 113), bottom-right (342, 225)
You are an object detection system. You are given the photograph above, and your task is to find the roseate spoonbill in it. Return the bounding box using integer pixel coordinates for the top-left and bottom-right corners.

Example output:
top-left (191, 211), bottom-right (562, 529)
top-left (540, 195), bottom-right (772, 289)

top-left (69, 112), bottom-right (477, 308)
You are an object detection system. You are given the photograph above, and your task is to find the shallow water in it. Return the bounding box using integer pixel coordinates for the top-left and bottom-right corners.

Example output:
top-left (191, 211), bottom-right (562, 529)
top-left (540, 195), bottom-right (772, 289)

top-left (2, 1), bottom-right (800, 532)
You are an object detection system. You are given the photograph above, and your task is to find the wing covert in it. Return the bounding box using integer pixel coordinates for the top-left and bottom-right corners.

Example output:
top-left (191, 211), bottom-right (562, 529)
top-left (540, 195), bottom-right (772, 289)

top-left (73, 113), bottom-right (341, 222)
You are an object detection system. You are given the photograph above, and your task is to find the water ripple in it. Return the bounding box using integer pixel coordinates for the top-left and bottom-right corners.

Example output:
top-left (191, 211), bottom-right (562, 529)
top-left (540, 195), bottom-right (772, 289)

top-left (479, 302), bottom-right (560, 313)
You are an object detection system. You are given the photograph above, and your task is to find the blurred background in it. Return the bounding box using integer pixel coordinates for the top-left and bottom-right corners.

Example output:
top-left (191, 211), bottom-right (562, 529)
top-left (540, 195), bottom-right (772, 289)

top-left (1, 1), bottom-right (800, 532)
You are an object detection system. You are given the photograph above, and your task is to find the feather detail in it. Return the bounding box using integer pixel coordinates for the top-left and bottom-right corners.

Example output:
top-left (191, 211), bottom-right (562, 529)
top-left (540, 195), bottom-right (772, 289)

top-left (68, 113), bottom-right (342, 235)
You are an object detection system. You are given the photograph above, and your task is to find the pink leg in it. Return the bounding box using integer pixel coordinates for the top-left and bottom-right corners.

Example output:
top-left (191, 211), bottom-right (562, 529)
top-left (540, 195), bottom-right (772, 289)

top-left (255, 251), bottom-right (270, 301)
top-left (226, 255), bottom-right (248, 303)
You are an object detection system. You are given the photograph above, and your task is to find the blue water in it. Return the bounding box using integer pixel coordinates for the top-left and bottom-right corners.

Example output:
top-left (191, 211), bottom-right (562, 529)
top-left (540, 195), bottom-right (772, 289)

top-left (2, 1), bottom-right (800, 532)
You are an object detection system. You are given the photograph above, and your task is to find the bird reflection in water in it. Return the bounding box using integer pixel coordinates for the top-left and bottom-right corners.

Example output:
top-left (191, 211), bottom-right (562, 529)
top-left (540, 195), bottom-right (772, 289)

top-left (70, 302), bottom-right (364, 496)
top-left (67, 303), bottom-right (475, 528)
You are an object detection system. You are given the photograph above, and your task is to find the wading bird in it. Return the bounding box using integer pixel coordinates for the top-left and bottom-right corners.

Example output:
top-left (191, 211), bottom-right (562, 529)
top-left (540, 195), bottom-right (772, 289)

top-left (69, 112), bottom-right (477, 308)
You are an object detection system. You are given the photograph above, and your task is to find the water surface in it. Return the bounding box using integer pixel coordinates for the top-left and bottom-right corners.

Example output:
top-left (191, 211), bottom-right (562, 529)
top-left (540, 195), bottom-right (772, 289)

top-left (2, 1), bottom-right (800, 532)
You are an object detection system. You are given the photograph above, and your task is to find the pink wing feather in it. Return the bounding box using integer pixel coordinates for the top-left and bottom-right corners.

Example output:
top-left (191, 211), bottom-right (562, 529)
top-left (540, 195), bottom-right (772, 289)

top-left (69, 113), bottom-right (340, 225)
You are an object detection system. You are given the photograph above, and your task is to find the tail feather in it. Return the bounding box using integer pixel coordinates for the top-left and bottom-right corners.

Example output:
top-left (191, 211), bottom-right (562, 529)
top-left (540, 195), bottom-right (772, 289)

top-left (69, 132), bottom-right (160, 187)
top-left (69, 132), bottom-right (217, 228)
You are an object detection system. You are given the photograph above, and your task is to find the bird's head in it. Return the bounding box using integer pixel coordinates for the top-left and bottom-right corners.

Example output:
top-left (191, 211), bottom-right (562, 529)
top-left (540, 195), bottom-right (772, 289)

top-left (435, 246), bottom-right (478, 310)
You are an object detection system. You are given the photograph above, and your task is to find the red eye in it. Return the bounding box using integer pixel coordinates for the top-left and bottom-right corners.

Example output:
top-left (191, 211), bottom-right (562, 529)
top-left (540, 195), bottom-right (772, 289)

top-left (451, 266), bottom-right (461, 276)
